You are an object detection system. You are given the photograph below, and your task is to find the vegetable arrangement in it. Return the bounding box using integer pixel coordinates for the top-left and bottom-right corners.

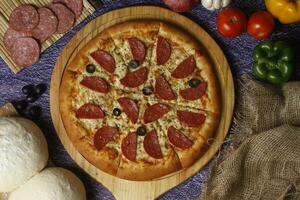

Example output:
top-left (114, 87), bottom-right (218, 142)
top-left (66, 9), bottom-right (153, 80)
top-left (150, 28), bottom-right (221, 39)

top-left (216, 8), bottom-right (275, 39)
top-left (162, 0), bottom-right (298, 85)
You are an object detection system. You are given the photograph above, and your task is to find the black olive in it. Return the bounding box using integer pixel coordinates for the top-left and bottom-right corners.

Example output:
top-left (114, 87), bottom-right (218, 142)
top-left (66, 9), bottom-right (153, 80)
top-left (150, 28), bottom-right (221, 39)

top-left (26, 93), bottom-right (38, 103)
top-left (28, 106), bottom-right (42, 118)
top-left (137, 125), bottom-right (147, 136)
top-left (128, 60), bottom-right (140, 69)
top-left (188, 78), bottom-right (201, 88)
top-left (113, 108), bottom-right (122, 116)
top-left (142, 86), bottom-right (154, 96)
top-left (12, 100), bottom-right (28, 112)
top-left (35, 84), bottom-right (47, 95)
top-left (86, 64), bottom-right (96, 73)
top-left (22, 84), bottom-right (34, 95)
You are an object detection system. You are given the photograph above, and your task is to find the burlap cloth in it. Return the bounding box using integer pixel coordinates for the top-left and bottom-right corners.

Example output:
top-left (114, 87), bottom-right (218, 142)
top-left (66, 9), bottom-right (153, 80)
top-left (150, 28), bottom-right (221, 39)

top-left (200, 75), bottom-right (300, 200)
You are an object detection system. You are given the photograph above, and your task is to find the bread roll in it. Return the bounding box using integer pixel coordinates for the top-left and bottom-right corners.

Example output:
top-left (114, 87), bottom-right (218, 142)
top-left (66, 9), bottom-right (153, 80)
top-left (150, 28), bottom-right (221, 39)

top-left (0, 117), bottom-right (48, 192)
top-left (9, 167), bottom-right (86, 200)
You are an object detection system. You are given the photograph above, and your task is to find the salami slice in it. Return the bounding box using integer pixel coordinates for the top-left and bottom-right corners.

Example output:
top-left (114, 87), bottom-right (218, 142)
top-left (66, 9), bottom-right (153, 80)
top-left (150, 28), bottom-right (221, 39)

top-left (128, 38), bottom-right (146, 64)
top-left (177, 111), bottom-right (206, 127)
top-left (180, 82), bottom-right (207, 100)
top-left (94, 126), bottom-right (118, 151)
top-left (155, 75), bottom-right (176, 100)
top-left (31, 7), bottom-right (58, 43)
top-left (118, 97), bottom-right (139, 124)
top-left (121, 132), bottom-right (137, 162)
top-left (172, 56), bottom-right (196, 79)
top-left (4, 28), bottom-right (30, 54)
top-left (144, 130), bottom-right (163, 159)
top-left (167, 126), bottom-right (193, 149)
top-left (9, 5), bottom-right (39, 32)
top-left (143, 103), bottom-right (170, 124)
top-left (156, 36), bottom-right (171, 65)
top-left (53, 0), bottom-right (83, 18)
top-left (120, 67), bottom-right (148, 88)
top-left (80, 76), bottom-right (109, 93)
top-left (49, 3), bottom-right (75, 34)
top-left (75, 103), bottom-right (105, 119)
top-left (91, 49), bottom-right (115, 73)
top-left (10, 37), bottom-right (40, 67)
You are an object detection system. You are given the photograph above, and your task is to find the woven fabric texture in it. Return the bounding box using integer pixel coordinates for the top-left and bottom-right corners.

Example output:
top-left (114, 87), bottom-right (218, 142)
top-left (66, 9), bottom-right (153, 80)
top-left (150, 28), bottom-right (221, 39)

top-left (200, 76), bottom-right (300, 200)
top-left (0, 0), bottom-right (300, 199)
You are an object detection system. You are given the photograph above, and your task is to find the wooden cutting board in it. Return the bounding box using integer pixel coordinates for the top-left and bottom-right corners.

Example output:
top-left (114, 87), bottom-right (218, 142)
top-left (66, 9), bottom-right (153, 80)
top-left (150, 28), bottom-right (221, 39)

top-left (50, 6), bottom-right (235, 200)
top-left (0, 0), bottom-right (95, 74)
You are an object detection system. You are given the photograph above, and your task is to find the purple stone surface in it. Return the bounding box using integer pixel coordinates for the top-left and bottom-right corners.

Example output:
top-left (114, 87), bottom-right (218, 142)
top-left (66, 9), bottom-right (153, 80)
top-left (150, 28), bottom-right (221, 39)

top-left (0, 0), bottom-right (299, 199)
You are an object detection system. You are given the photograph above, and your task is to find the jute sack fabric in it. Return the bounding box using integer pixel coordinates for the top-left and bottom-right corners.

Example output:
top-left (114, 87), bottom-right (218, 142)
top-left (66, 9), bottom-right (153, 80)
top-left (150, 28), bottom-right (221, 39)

top-left (200, 76), bottom-right (300, 200)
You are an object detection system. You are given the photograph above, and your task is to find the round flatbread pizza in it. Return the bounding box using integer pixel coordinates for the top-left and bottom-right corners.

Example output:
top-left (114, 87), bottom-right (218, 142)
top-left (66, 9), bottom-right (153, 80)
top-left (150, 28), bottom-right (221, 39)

top-left (60, 21), bottom-right (221, 181)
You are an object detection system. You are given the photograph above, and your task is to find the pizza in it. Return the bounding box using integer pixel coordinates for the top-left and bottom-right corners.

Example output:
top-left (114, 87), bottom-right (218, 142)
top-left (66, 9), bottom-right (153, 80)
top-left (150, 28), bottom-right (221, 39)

top-left (59, 21), bottom-right (221, 181)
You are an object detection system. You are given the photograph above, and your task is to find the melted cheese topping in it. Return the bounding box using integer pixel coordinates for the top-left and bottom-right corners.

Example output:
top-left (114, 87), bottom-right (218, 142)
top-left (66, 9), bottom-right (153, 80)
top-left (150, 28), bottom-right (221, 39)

top-left (78, 119), bottom-right (103, 133)
top-left (68, 23), bottom-right (218, 168)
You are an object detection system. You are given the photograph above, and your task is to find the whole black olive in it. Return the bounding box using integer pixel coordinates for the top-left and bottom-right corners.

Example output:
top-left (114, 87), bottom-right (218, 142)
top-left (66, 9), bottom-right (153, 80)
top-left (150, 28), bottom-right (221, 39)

top-left (86, 64), bottom-right (96, 73)
top-left (137, 125), bottom-right (147, 136)
top-left (128, 60), bottom-right (140, 69)
top-left (188, 78), bottom-right (201, 88)
top-left (28, 106), bottom-right (42, 118)
top-left (22, 84), bottom-right (34, 95)
top-left (35, 84), bottom-right (47, 96)
top-left (113, 108), bottom-right (122, 116)
top-left (26, 93), bottom-right (38, 103)
top-left (142, 86), bottom-right (154, 96)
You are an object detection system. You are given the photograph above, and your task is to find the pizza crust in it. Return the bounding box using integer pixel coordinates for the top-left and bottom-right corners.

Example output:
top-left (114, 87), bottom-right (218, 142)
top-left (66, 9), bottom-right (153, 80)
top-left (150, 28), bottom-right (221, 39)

top-left (75, 136), bottom-right (121, 176)
top-left (158, 23), bottom-right (200, 54)
top-left (66, 30), bottom-right (112, 72)
top-left (176, 112), bottom-right (220, 167)
top-left (195, 52), bottom-right (221, 114)
top-left (60, 70), bottom-right (79, 141)
top-left (116, 150), bottom-right (182, 181)
top-left (172, 135), bottom-right (207, 168)
top-left (107, 20), bottom-right (161, 42)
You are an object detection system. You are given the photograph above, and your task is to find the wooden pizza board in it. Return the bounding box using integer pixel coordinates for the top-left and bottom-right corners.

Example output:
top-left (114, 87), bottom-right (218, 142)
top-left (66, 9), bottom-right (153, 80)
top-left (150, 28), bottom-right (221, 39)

top-left (0, 0), bottom-right (95, 74)
top-left (50, 6), bottom-right (235, 200)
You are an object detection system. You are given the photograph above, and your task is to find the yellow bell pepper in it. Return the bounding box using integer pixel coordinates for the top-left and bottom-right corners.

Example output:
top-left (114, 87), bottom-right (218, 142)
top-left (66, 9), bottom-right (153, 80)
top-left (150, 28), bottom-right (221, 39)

top-left (265, 0), bottom-right (300, 24)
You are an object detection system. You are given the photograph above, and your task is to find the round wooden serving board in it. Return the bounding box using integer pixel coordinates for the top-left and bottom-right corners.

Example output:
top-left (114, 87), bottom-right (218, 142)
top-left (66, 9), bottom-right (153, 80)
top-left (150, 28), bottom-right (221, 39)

top-left (50, 6), bottom-right (234, 200)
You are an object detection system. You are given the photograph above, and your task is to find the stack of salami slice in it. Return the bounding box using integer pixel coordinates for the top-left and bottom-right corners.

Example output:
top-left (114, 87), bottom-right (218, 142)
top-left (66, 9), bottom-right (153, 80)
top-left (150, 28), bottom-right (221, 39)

top-left (3, 0), bottom-right (83, 68)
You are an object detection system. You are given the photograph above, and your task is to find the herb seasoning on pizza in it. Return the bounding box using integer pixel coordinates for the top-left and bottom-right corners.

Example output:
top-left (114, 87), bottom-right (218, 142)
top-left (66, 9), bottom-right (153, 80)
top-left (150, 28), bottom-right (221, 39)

top-left (60, 21), bottom-right (221, 180)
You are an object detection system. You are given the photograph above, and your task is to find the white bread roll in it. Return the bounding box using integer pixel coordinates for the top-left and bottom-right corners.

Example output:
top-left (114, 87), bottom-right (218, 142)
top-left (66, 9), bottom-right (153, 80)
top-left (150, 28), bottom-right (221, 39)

top-left (9, 167), bottom-right (86, 200)
top-left (0, 117), bottom-right (48, 192)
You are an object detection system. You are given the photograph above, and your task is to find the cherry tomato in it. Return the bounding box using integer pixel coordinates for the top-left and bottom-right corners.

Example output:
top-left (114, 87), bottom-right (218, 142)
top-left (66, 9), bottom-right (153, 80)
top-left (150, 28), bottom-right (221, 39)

top-left (217, 7), bottom-right (247, 37)
top-left (247, 11), bottom-right (275, 39)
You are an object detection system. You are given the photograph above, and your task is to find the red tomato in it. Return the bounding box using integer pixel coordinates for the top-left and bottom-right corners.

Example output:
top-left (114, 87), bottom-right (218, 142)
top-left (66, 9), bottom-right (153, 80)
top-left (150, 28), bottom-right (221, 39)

top-left (247, 11), bottom-right (275, 39)
top-left (217, 8), bottom-right (247, 37)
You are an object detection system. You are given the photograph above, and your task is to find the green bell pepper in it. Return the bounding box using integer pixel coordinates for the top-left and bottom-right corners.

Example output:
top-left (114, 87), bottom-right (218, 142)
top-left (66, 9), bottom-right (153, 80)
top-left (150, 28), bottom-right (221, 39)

top-left (252, 41), bottom-right (295, 86)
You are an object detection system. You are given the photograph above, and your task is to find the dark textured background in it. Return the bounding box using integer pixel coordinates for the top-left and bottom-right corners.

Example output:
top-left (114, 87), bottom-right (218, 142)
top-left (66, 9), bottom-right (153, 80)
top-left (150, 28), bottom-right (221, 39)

top-left (1, 0), bottom-right (300, 199)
